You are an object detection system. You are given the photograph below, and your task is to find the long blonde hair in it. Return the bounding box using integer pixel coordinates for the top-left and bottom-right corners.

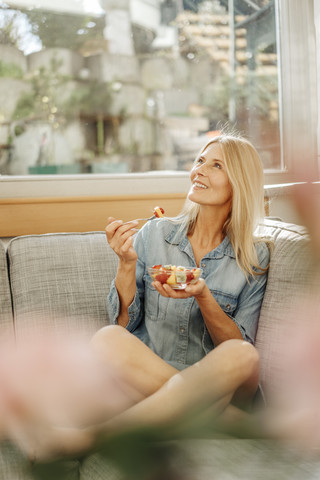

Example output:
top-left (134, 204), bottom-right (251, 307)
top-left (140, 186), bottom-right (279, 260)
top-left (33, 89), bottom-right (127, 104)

top-left (175, 132), bottom-right (268, 277)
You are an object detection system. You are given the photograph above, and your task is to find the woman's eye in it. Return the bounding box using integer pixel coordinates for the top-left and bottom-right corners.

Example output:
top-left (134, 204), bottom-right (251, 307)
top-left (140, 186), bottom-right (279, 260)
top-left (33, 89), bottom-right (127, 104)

top-left (214, 162), bottom-right (222, 169)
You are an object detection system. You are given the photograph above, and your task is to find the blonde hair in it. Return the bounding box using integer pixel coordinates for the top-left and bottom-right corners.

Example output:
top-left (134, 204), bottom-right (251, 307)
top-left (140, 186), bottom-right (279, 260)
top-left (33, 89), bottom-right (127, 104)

top-left (175, 131), bottom-right (268, 277)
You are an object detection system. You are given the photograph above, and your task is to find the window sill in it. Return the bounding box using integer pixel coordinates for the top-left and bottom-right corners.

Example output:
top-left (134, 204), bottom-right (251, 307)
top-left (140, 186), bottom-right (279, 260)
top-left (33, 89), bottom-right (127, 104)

top-left (0, 170), bottom-right (315, 199)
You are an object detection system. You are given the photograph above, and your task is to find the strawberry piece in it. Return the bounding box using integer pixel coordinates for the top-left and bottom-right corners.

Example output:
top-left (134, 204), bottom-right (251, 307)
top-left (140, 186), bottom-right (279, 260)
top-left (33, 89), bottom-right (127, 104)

top-left (186, 271), bottom-right (194, 282)
top-left (155, 273), bottom-right (169, 284)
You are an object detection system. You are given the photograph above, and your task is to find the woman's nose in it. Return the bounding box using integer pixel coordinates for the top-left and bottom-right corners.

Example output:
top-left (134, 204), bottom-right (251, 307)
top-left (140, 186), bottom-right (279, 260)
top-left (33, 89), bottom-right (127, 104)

top-left (196, 163), bottom-right (207, 175)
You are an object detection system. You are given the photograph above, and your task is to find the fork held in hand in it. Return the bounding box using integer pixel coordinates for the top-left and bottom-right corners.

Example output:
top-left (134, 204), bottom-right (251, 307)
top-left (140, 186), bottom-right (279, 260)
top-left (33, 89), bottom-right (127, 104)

top-left (123, 214), bottom-right (156, 225)
top-left (123, 206), bottom-right (165, 225)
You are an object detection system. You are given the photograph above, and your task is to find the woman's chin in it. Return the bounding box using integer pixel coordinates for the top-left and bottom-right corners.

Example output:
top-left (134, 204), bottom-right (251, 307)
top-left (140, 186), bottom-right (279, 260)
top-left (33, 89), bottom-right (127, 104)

top-left (188, 191), bottom-right (204, 205)
top-left (187, 190), bottom-right (199, 202)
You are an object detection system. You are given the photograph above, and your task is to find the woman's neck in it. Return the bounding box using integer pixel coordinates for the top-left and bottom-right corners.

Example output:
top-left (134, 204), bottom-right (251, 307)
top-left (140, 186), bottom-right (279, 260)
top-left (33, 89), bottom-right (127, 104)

top-left (187, 209), bottom-right (228, 257)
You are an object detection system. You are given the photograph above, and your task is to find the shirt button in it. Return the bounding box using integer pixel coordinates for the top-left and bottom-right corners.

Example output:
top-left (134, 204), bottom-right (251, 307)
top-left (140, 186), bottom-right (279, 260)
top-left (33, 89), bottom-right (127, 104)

top-left (226, 304), bottom-right (231, 310)
top-left (201, 263), bottom-right (206, 268)
top-left (180, 327), bottom-right (185, 333)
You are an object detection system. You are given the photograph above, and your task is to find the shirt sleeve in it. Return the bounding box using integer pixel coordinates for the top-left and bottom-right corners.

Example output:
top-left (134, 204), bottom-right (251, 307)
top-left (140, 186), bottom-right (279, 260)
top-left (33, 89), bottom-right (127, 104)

top-left (106, 225), bottom-right (148, 331)
top-left (230, 242), bottom-right (270, 343)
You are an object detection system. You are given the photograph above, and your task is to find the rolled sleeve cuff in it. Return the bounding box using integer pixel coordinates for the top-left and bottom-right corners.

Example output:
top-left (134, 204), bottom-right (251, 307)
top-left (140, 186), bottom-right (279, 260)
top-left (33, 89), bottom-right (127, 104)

top-left (229, 314), bottom-right (253, 343)
top-left (106, 279), bottom-right (120, 324)
top-left (126, 294), bottom-right (142, 331)
top-left (106, 279), bottom-right (142, 331)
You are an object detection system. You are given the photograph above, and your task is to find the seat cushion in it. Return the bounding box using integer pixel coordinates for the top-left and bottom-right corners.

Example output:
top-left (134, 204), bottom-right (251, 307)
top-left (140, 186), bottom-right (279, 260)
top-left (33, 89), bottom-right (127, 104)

top-left (0, 441), bottom-right (33, 480)
top-left (7, 232), bottom-right (118, 339)
top-left (80, 438), bottom-right (320, 480)
top-left (0, 240), bottom-right (14, 336)
top-left (254, 219), bottom-right (314, 399)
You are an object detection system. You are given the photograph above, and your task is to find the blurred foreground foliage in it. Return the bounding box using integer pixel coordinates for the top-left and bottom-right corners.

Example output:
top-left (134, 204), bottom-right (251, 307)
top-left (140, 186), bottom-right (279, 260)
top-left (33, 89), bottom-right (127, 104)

top-left (29, 407), bottom-right (265, 480)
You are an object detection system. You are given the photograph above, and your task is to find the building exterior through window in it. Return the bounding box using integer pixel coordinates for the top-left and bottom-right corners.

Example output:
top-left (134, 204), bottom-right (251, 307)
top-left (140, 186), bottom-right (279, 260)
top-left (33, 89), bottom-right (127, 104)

top-left (0, 0), bottom-right (281, 175)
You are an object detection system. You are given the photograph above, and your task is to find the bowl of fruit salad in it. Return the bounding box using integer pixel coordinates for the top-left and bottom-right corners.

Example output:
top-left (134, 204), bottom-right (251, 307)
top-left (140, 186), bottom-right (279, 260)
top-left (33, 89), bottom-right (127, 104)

top-left (148, 264), bottom-right (202, 290)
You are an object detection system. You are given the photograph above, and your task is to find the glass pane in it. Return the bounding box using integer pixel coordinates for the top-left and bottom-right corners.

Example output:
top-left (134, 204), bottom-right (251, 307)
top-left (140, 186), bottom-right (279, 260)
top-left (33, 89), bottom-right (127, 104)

top-left (0, 0), bottom-right (280, 175)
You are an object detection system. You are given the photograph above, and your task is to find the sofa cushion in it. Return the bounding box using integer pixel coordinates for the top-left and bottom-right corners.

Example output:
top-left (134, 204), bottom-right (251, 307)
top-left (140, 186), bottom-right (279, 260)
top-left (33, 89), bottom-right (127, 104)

top-left (0, 240), bottom-right (14, 337)
top-left (80, 452), bottom-right (125, 480)
top-left (254, 219), bottom-right (314, 399)
top-left (80, 438), bottom-right (320, 480)
top-left (8, 232), bottom-right (118, 338)
top-left (0, 441), bottom-right (33, 480)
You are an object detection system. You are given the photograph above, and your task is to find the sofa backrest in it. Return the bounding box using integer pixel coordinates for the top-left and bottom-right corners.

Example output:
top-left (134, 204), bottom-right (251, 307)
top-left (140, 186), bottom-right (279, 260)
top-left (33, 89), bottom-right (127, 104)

top-left (0, 240), bottom-right (14, 337)
top-left (7, 232), bottom-right (118, 339)
top-left (254, 219), bottom-right (314, 399)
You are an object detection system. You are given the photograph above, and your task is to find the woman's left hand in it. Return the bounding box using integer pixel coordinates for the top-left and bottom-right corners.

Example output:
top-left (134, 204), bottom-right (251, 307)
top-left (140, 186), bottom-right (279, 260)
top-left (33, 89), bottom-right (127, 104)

top-left (152, 278), bottom-right (206, 299)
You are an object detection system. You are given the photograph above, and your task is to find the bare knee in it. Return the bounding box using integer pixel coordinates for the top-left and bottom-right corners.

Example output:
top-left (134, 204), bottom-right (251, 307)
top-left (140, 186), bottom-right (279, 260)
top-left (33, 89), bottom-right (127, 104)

top-left (242, 341), bottom-right (259, 375)
top-left (90, 324), bottom-right (132, 366)
top-left (206, 339), bottom-right (260, 384)
top-left (91, 324), bottom-right (127, 348)
top-left (225, 339), bottom-right (259, 372)
top-left (223, 340), bottom-right (260, 403)
top-left (232, 340), bottom-right (259, 378)
top-left (221, 340), bottom-right (260, 407)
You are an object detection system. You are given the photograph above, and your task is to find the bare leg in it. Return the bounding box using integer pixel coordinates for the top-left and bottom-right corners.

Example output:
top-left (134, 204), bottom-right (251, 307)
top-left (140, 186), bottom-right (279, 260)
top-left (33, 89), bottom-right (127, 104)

top-left (99, 338), bottom-right (260, 433)
top-left (90, 325), bottom-right (179, 405)
top-left (54, 335), bottom-right (258, 456)
top-left (3, 330), bottom-right (259, 459)
top-left (90, 326), bottom-right (259, 431)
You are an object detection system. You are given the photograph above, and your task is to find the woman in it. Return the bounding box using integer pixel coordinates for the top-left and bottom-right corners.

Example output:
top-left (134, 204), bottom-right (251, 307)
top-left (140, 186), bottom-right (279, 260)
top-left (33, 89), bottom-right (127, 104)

top-left (0, 132), bottom-right (270, 459)
top-left (95, 132), bottom-right (270, 415)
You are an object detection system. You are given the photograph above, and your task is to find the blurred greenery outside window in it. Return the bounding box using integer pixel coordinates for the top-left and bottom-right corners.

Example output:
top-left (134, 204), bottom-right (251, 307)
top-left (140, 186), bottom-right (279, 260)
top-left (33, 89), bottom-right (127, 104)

top-left (0, 0), bottom-right (280, 176)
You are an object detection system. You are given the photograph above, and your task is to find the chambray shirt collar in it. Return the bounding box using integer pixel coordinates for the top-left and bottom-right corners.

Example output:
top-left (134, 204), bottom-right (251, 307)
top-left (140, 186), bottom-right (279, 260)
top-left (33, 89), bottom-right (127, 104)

top-left (164, 221), bottom-right (236, 259)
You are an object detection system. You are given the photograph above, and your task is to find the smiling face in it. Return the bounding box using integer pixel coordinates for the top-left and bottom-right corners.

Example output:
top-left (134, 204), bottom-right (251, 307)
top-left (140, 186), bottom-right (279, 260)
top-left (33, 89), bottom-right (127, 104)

top-left (188, 142), bottom-right (233, 212)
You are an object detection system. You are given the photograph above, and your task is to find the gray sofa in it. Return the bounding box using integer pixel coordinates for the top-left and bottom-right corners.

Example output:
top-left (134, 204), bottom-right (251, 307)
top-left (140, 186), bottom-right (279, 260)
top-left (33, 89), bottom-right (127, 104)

top-left (1, 218), bottom-right (320, 479)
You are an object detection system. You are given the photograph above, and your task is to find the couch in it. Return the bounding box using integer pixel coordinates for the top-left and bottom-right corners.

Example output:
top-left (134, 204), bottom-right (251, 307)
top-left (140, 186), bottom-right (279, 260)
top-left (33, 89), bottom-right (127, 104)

top-left (1, 218), bottom-right (320, 479)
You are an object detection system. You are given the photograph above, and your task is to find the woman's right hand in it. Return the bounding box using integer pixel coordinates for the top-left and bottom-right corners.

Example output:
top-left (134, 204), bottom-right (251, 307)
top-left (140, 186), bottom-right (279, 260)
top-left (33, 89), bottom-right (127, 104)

top-left (105, 217), bottom-right (138, 264)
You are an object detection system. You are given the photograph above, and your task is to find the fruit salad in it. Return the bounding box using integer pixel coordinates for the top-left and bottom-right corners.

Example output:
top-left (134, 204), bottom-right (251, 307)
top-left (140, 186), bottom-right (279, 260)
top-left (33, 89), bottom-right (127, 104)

top-left (148, 264), bottom-right (202, 290)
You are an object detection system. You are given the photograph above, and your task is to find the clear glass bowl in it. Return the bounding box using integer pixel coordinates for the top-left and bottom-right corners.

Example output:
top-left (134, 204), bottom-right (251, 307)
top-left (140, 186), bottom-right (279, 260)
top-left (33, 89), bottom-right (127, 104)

top-left (147, 265), bottom-right (202, 290)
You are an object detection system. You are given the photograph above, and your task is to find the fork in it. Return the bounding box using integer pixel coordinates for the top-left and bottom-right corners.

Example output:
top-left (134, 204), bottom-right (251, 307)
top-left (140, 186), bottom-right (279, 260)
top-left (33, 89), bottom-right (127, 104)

top-left (123, 214), bottom-right (156, 225)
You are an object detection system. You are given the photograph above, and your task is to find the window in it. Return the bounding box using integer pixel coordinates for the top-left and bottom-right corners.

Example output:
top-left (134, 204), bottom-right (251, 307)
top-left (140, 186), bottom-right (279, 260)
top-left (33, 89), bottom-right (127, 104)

top-left (0, 0), bottom-right (318, 190)
top-left (0, 0), bottom-right (281, 175)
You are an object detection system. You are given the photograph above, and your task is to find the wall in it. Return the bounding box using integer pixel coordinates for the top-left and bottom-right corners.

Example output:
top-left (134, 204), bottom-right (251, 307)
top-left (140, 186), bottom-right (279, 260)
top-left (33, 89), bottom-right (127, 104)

top-left (1, 181), bottom-right (315, 240)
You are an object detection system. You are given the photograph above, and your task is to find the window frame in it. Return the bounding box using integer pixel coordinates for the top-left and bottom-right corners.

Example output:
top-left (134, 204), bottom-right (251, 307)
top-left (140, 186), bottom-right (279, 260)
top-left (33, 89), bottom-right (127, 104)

top-left (0, 0), bottom-right (319, 200)
top-left (264, 0), bottom-right (318, 185)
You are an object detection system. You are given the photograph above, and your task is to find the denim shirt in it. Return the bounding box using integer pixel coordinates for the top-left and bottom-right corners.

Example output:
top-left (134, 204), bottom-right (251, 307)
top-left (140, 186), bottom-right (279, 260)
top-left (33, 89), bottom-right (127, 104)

top-left (107, 218), bottom-right (270, 370)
